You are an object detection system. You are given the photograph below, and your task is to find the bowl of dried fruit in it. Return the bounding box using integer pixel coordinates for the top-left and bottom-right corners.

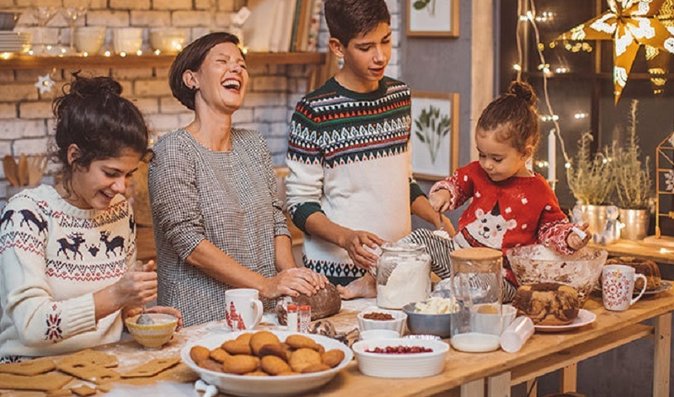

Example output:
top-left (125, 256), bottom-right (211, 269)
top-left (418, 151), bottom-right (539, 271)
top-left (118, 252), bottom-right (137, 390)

top-left (356, 307), bottom-right (407, 334)
top-left (352, 337), bottom-right (449, 378)
top-left (181, 330), bottom-right (353, 396)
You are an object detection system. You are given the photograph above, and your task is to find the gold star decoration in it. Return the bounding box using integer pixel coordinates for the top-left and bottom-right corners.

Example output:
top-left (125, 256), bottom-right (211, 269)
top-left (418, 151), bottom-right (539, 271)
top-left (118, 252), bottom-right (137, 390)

top-left (556, 0), bottom-right (674, 103)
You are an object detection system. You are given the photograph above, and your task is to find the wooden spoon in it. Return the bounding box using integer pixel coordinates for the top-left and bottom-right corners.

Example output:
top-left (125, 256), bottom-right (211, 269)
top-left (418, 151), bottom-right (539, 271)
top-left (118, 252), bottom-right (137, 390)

top-left (3, 155), bottom-right (19, 187)
top-left (17, 154), bottom-right (28, 187)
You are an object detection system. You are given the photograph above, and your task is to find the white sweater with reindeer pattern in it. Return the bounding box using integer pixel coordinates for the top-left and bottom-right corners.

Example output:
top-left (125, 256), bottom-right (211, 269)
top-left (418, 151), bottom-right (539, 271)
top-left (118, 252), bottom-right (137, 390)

top-left (0, 185), bottom-right (136, 361)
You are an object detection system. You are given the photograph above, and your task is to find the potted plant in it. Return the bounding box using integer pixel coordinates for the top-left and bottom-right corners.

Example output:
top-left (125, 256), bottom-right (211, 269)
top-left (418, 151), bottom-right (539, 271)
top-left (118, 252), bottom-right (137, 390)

top-left (611, 101), bottom-right (653, 240)
top-left (566, 132), bottom-right (615, 235)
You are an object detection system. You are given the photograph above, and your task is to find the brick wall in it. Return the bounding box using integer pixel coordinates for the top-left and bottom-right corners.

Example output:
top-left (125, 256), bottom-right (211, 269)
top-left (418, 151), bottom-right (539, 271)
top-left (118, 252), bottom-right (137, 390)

top-left (0, 0), bottom-right (402, 202)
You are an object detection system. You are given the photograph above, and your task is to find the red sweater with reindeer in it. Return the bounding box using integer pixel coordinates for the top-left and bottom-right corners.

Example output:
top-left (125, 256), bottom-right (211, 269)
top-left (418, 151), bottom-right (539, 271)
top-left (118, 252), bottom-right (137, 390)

top-left (0, 185), bottom-right (136, 361)
top-left (431, 161), bottom-right (575, 285)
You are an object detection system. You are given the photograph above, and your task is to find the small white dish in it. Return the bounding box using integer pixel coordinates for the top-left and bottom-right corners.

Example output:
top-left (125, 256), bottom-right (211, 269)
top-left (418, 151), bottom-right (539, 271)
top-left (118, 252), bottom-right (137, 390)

top-left (534, 309), bottom-right (597, 333)
top-left (360, 329), bottom-right (401, 340)
top-left (357, 306), bottom-right (407, 334)
top-left (352, 337), bottom-right (449, 378)
top-left (450, 332), bottom-right (501, 353)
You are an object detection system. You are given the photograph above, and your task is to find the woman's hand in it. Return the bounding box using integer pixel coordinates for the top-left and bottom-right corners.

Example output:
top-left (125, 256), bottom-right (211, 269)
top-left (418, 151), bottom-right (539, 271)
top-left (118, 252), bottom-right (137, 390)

top-left (337, 229), bottom-right (384, 270)
top-left (259, 267), bottom-right (328, 299)
top-left (429, 190), bottom-right (451, 213)
top-left (113, 265), bottom-right (157, 309)
top-left (567, 223), bottom-right (591, 251)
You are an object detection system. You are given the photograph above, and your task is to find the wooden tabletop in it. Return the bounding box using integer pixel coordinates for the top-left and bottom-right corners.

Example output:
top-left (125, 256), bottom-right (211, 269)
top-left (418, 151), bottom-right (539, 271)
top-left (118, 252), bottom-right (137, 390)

top-left (590, 239), bottom-right (674, 265)
top-left (309, 292), bottom-right (674, 396)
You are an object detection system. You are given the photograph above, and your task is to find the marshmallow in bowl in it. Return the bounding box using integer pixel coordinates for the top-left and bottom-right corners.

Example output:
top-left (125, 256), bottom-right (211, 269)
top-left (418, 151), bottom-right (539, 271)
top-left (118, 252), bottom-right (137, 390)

top-left (414, 297), bottom-right (459, 314)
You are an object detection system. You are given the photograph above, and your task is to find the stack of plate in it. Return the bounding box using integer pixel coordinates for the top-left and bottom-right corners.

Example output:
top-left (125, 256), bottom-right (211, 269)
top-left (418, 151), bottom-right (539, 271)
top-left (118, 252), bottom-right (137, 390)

top-left (0, 31), bottom-right (31, 54)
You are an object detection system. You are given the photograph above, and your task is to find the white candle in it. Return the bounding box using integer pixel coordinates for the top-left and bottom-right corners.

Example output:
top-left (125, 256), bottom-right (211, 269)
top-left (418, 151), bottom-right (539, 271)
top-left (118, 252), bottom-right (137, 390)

top-left (548, 129), bottom-right (556, 183)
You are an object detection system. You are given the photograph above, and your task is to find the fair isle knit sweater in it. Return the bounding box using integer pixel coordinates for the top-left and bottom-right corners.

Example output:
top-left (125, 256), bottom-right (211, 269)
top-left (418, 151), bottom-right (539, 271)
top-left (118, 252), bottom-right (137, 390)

top-left (286, 77), bottom-right (424, 282)
top-left (0, 185), bottom-right (135, 360)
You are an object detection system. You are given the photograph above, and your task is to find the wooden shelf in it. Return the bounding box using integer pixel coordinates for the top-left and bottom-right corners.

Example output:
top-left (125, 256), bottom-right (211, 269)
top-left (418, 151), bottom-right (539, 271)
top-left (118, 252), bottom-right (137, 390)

top-left (0, 52), bottom-right (327, 70)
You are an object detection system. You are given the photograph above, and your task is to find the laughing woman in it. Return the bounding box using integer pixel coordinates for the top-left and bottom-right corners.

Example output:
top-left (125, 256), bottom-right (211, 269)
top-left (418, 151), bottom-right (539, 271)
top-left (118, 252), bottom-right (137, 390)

top-left (149, 32), bottom-right (326, 327)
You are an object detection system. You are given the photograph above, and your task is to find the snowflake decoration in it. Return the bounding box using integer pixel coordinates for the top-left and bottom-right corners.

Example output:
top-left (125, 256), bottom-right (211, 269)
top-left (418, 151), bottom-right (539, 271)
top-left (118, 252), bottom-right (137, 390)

top-left (35, 74), bottom-right (55, 95)
top-left (665, 170), bottom-right (674, 192)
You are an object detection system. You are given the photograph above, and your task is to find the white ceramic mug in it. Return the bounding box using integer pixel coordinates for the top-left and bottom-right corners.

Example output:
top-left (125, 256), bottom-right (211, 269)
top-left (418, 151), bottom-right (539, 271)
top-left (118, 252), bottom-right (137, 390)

top-left (112, 27), bottom-right (143, 54)
top-left (602, 264), bottom-right (647, 311)
top-left (225, 288), bottom-right (263, 331)
top-left (74, 26), bottom-right (106, 54)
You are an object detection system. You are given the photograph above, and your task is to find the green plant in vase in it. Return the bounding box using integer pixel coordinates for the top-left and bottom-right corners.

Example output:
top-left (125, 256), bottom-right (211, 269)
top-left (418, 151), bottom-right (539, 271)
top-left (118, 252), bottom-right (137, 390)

top-left (566, 132), bottom-right (616, 236)
top-left (611, 100), bottom-right (653, 240)
top-left (414, 105), bottom-right (450, 164)
top-left (566, 132), bottom-right (614, 206)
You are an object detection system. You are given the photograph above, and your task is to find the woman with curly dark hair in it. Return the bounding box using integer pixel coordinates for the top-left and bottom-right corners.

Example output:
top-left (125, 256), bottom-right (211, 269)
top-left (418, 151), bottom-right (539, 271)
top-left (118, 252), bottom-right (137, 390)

top-left (0, 74), bottom-right (181, 362)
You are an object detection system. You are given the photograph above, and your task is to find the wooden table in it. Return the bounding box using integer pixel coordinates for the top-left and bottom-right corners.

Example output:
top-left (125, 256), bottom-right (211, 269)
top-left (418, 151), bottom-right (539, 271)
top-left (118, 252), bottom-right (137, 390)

top-left (3, 295), bottom-right (672, 396)
top-left (590, 239), bottom-right (674, 265)
top-left (313, 294), bottom-right (674, 397)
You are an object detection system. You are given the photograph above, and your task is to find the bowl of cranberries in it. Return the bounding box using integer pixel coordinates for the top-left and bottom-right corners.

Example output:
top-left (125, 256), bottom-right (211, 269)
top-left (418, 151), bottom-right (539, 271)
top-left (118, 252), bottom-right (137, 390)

top-left (351, 338), bottom-right (449, 378)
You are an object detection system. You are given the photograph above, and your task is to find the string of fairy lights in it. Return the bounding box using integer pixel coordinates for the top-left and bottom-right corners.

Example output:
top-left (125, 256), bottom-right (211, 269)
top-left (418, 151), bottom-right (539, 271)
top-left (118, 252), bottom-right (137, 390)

top-left (513, 0), bottom-right (599, 183)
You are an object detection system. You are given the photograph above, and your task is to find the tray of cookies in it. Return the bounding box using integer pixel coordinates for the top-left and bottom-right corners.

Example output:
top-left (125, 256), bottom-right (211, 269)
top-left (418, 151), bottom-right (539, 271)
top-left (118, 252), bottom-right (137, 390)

top-left (181, 330), bottom-right (353, 396)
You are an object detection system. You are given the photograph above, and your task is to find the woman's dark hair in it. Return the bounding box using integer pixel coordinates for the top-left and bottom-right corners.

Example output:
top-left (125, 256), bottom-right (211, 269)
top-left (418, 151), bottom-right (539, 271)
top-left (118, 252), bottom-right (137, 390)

top-left (169, 31), bottom-right (241, 110)
top-left (324, 0), bottom-right (391, 46)
top-left (476, 81), bottom-right (540, 153)
top-left (52, 73), bottom-right (149, 182)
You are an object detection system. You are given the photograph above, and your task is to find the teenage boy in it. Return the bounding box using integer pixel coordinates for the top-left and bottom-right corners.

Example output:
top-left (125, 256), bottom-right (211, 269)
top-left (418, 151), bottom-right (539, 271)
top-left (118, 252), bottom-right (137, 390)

top-left (285, 0), bottom-right (453, 299)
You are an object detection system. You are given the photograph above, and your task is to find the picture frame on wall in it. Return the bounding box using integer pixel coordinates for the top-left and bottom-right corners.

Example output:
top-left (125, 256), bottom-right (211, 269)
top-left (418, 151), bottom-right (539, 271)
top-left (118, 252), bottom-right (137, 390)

top-left (406, 0), bottom-right (460, 37)
top-left (411, 91), bottom-right (459, 180)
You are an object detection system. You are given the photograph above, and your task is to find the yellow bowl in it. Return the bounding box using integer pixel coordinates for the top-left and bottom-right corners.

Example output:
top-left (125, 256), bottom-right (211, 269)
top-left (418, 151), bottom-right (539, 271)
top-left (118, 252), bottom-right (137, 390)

top-left (125, 313), bottom-right (178, 349)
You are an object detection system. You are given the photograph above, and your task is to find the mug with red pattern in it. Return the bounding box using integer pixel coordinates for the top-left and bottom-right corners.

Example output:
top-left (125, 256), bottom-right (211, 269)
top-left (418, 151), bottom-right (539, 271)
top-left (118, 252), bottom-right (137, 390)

top-left (601, 265), bottom-right (647, 311)
top-left (225, 288), bottom-right (263, 331)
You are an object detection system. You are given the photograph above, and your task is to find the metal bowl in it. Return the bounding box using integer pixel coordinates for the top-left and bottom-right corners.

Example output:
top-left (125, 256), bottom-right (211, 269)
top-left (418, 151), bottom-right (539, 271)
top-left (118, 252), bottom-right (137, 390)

top-left (402, 303), bottom-right (452, 338)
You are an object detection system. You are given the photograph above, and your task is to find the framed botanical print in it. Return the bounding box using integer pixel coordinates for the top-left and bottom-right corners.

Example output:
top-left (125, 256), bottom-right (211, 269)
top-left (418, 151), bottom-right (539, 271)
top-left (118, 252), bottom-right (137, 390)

top-left (411, 91), bottom-right (460, 180)
top-left (406, 0), bottom-right (460, 37)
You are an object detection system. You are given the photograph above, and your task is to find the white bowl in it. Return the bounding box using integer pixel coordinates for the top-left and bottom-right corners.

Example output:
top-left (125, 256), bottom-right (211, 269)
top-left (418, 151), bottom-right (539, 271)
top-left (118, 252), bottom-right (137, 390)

top-left (180, 330), bottom-right (353, 397)
top-left (112, 27), bottom-right (143, 54)
top-left (470, 304), bottom-right (517, 335)
top-left (360, 329), bottom-right (401, 340)
top-left (352, 338), bottom-right (449, 378)
top-left (357, 307), bottom-right (407, 334)
top-left (74, 26), bottom-right (106, 54)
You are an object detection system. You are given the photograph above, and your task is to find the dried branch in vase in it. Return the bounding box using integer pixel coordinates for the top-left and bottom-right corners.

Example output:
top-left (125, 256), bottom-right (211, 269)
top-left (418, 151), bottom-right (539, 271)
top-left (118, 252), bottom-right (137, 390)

top-left (612, 100), bottom-right (653, 210)
top-left (566, 132), bottom-right (614, 205)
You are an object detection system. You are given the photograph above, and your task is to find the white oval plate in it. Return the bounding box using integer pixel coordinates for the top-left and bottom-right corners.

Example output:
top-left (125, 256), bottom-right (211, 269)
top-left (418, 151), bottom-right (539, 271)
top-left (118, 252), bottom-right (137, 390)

top-left (181, 331), bottom-right (353, 397)
top-left (534, 309), bottom-right (596, 333)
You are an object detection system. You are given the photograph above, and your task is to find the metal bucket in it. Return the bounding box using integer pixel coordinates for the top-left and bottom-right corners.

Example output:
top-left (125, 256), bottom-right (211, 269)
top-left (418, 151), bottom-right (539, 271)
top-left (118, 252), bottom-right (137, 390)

top-left (619, 208), bottom-right (649, 241)
top-left (581, 204), bottom-right (608, 235)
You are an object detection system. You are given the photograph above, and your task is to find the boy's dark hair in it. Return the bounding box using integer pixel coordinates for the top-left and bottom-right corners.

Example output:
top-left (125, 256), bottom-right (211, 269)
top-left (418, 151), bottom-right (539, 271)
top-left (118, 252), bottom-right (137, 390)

top-left (169, 31), bottom-right (242, 111)
top-left (324, 0), bottom-right (391, 46)
top-left (477, 81), bottom-right (540, 153)
top-left (52, 73), bottom-right (149, 183)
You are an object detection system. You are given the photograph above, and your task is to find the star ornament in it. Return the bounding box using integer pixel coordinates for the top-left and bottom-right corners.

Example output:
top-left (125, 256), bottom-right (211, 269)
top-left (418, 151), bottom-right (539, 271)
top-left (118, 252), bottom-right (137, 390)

top-left (34, 73), bottom-right (55, 95)
top-left (556, 0), bottom-right (674, 103)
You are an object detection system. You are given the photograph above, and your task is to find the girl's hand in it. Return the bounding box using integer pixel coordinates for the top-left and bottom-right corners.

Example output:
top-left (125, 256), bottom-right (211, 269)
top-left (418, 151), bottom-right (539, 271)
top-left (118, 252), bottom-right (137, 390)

top-left (260, 267), bottom-right (326, 299)
top-left (429, 190), bottom-right (451, 213)
top-left (338, 229), bottom-right (384, 270)
top-left (567, 223), bottom-right (591, 251)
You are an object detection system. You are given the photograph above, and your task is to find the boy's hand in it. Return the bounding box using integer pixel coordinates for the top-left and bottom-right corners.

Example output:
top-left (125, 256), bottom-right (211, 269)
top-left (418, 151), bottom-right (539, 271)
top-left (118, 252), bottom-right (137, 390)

top-left (429, 190), bottom-right (451, 213)
top-left (567, 223), bottom-right (591, 251)
top-left (338, 229), bottom-right (384, 270)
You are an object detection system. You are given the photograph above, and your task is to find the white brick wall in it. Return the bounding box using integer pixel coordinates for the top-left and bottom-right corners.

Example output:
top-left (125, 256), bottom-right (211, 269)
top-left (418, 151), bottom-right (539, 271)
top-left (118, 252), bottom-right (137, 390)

top-left (0, 1), bottom-right (403, 199)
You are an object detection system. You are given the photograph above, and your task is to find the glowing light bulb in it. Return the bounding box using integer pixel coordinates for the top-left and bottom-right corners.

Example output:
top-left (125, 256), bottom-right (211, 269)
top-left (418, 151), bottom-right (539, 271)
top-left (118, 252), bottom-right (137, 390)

top-left (513, 64), bottom-right (522, 71)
